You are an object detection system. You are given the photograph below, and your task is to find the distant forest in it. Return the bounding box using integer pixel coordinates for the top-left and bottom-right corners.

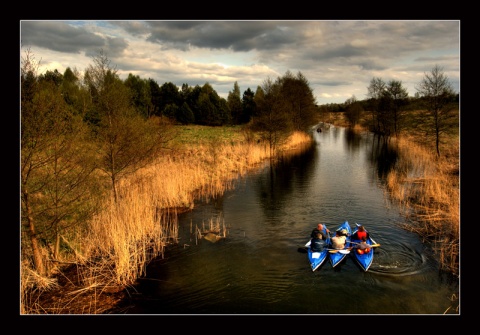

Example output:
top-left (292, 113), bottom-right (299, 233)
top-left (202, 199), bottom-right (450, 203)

top-left (23, 49), bottom-right (459, 131)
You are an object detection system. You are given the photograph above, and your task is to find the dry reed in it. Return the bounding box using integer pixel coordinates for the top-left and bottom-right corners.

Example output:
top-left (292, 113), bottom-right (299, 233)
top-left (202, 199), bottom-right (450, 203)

top-left (21, 130), bottom-right (311, 314)
top-left (385, 135), bottom-right (459, 276)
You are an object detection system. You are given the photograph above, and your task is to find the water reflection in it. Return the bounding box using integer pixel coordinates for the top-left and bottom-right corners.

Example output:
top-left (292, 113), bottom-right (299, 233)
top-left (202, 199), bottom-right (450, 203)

top-left (131, 125), bottom-right (459, 314)
top-left (256, 142), bottom-right (317, 213)
top-left (344, 127), bottom-right (363, 153)
top-left (342, 127), bottom-right (399, 182)
top-left (367, 134), bottom-right (399, 180)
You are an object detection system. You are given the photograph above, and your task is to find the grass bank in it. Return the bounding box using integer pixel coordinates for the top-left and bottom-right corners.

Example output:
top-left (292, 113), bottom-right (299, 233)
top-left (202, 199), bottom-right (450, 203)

top-left (21, 127), bottom-right (313, 314)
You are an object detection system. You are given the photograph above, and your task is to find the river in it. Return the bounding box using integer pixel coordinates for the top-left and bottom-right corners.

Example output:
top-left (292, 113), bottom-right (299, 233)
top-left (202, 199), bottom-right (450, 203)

top-left (127, 124), bottom-right (459, 315)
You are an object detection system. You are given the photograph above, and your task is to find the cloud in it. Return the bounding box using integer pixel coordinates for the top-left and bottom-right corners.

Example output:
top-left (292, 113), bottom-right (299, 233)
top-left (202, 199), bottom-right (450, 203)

top-left (20, 20), bottom-right (460, 105)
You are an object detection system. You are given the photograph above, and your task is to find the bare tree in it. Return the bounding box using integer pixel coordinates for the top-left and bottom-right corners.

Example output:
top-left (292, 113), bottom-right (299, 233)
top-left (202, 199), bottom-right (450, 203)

top-left (415, 65), bottom-right (457, 156)
top-left (21, 47), bottom-right (46, 275)
top-left (366, 77), bottom-right (386, 132)
top-left (384, 80), bottom-right (409, 137)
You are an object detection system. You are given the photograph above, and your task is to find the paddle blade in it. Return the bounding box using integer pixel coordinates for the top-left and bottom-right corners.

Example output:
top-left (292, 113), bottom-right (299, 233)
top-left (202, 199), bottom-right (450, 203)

top-left (371, 244), bottom-right (381, 248)
top-left (297, 247), bottom-right (308, 253)
top-left (329, 249), bottom-right (350, 254)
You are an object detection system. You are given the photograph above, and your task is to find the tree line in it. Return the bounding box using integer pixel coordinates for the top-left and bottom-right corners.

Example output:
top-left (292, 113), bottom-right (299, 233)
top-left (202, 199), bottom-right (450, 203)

top-left (20, 48), bottom-right (318, 276)
top-left (319, 66), bottom-right (458, 157)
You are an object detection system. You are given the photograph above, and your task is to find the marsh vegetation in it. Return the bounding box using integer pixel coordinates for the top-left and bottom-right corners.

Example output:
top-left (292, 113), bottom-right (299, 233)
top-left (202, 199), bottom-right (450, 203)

top-left (21, 48), bottom-right (458, 314)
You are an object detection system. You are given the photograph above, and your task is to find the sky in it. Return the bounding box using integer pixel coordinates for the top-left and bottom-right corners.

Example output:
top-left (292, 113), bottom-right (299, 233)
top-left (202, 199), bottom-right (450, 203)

top-left (19, 20), bottom-right (460, 105)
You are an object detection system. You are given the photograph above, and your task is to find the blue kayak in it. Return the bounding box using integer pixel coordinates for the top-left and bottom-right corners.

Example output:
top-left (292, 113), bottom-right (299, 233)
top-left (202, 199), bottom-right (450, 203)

top-left (306, 224), bottom-right (331, 271)
top-left (351, 222), bottom-right (377, 271)
top-left (329, 221), bottom-right (352, 267)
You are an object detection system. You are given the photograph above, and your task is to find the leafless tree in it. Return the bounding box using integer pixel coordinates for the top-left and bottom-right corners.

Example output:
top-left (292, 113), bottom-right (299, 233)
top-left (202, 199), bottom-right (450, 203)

top-left (415, 65), bottom-right (457, 156)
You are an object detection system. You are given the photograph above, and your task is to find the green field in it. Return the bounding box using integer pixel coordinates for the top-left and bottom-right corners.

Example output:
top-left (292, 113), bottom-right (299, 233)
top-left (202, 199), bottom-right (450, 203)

top-left (172, 125), bottom-right (247, 145)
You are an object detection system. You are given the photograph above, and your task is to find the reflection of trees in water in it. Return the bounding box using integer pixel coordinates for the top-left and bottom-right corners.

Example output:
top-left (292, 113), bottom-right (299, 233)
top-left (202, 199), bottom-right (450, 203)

top-left (331, 126), bottom-right (341, 142)
top-left (254, 141), bottom-right (317, 213)
top-left (342, 128), bottom-right (397, 185)
top-left (366, 134), bottom-right (398, 181)
top-left (253, 129), bottom-right (398, 215)
top-left (344, 127), bottom-right (362, 153)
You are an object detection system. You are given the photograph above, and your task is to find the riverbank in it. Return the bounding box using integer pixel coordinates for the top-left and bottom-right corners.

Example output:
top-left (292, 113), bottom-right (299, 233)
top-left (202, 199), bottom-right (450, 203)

top-left (21, 128), bottom-right (313, 314)
top-left (324, 113), bottom-right (459, 277)
top-left (21, 118), bottom-right (459, 314)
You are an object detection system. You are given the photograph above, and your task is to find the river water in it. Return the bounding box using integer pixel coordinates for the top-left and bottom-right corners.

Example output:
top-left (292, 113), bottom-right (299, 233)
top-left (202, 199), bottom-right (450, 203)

top-left (128, 124), bottom-right (459, 315)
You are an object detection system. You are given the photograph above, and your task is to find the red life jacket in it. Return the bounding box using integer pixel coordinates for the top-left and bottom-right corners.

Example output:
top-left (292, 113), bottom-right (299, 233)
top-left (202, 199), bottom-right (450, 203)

top-left (357, 230), bottom-right (367, 240)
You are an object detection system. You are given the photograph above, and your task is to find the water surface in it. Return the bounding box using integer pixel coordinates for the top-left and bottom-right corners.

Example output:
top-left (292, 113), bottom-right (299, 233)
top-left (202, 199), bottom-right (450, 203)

top-left (130, 125), bottom-right (459, 315)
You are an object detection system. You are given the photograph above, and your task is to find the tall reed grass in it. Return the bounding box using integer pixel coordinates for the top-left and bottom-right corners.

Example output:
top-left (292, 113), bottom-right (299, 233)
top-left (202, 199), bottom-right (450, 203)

top-left (386, 135), bottom-right (459, 276)
top-left (21, 129), bottom-right (313, 314)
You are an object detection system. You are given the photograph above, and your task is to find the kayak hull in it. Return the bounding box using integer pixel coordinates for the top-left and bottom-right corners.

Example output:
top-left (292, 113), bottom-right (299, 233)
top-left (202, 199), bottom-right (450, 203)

top-left (306, 225), bottom-right (330, 271)
top-left (329, 221), bottom-right (352, 267)
top-left (351, 222), bottom-right (376, 271)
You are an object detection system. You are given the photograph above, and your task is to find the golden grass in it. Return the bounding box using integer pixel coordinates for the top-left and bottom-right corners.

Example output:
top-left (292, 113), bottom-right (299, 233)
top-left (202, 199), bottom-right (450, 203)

top-left (21, 129), bottom-right (312, 314)
top-left (385, 135), bottom-right (459, 276)
top-left (77, 128), bottom-right (278, 286)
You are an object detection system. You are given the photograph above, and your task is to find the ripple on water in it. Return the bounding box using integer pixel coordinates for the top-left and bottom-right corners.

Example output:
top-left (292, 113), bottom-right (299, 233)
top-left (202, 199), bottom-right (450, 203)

top-left (368, 242), bottom-right (429, 276)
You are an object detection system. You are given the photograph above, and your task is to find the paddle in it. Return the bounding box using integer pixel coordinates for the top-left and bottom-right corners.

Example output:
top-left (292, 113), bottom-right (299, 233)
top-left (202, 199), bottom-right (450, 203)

top-left (299, 244), bottom-right (334, 254)
top-left (297, 247), bottom-right (308, 253)
top-left (328, 248), bottom-right (351, 254)
top-left (349, 241), bottom-right (381, 248)
top-left (299, 245), bottom-right (331, 253)
top-left (297, 240), bottom-right (311, 253)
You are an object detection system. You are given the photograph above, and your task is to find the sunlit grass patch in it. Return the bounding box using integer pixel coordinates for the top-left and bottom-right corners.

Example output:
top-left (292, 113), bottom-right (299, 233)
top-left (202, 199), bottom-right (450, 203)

top-left (172, 125), bottom-right (247, 146)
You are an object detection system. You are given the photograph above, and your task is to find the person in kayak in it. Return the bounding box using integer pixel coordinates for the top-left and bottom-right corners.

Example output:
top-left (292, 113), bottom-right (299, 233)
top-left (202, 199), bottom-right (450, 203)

top-left (331, 229), bottom-right (347, 249)
top-left (352, 225), bottom-right (369, 241)
top-left (310, 231), bottom-right (327, 252)
top-left (310, 223), bottom-right (330, 238)
top-left (355, 236), bottom-right (371, 254)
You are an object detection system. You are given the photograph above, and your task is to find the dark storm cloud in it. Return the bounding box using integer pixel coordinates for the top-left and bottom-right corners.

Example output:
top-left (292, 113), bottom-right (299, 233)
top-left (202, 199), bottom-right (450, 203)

top-left (91, 36), bottom-right (129, 58)
top-left (138, 21), bottom-right (303, 52)
top-left (292, 43), bottom-right (386, 73)
top-left (21, 21), bottom-right (102, 53)
top-left (21, 21), bottom-right (128, 58)
top-left (362, 21), bottom-right (459, 54)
